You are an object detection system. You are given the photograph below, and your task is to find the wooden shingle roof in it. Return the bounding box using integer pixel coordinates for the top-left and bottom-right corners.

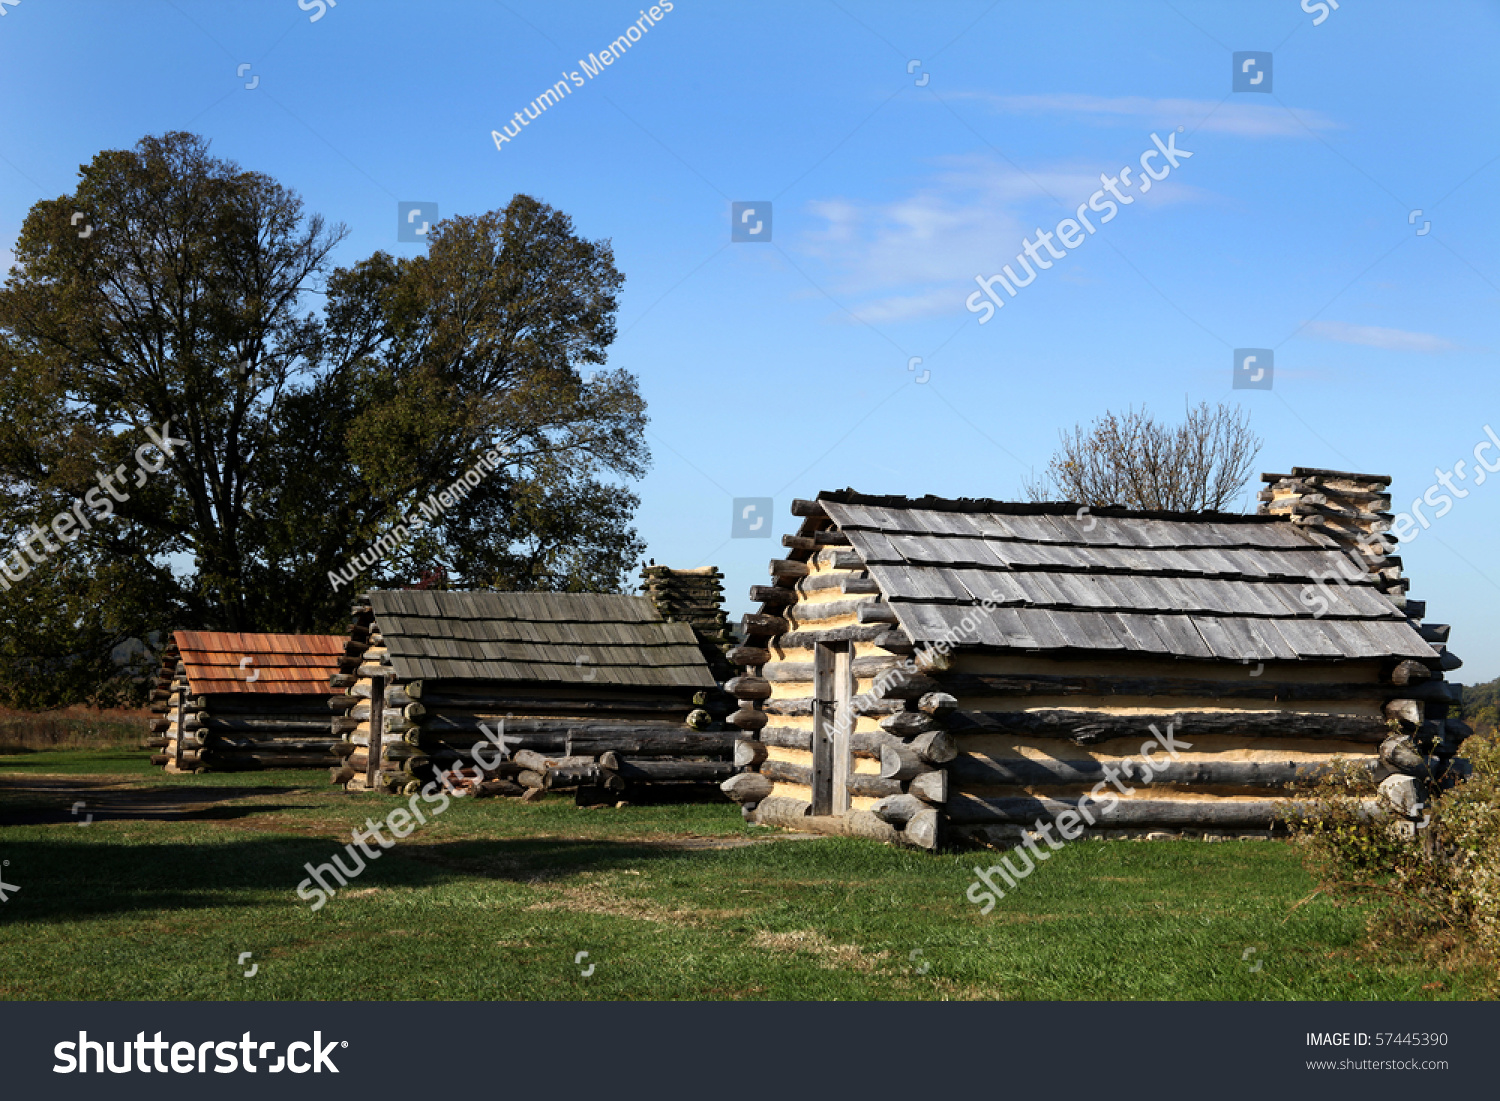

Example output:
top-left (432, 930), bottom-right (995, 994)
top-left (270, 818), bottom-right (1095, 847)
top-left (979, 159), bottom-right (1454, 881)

top-left (818, 492), bottom-right (1438, 662)
top-left (368, 590), bottom-right (717, 689)
top-left (174, 631), bottom-right (344, 696)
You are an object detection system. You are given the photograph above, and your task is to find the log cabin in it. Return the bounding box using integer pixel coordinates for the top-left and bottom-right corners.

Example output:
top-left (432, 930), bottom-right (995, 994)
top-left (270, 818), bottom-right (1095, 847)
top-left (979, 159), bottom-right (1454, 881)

top-left (331, 582), bottom-right (736, 798)
top-left (148, 631), bottom-right (346, 772)
top-left (720, 469), bottom-right (1470, 851)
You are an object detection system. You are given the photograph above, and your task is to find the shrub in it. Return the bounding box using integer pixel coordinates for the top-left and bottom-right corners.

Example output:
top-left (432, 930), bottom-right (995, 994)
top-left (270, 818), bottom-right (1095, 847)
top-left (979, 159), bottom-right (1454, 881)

top-left (1288, 737), bottom-right (1500, 959)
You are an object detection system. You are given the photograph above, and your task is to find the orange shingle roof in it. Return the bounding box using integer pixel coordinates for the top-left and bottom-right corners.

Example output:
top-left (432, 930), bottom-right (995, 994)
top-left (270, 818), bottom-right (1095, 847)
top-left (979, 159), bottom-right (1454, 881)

top-left (173, 631), bottom-right (344, 696)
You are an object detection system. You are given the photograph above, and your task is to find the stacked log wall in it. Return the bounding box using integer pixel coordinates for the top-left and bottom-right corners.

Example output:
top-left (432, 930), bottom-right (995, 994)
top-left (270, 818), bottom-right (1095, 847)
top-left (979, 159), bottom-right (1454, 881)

top-left (148, 639), bottom-right (342, 773)
top-left (330, 593), bottom-right (739, 800)
top-left (723, 496), bottom-right (1472, 852)
top-left (723, 501), bottom-right (947, 849)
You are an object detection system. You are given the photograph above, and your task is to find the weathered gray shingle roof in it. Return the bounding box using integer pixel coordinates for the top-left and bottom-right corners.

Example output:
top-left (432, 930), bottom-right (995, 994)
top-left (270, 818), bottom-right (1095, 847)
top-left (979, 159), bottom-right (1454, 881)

top-left (368, 590), bottom-right (716, 688)
top-left (820, 494), bottom-right (1437, 662)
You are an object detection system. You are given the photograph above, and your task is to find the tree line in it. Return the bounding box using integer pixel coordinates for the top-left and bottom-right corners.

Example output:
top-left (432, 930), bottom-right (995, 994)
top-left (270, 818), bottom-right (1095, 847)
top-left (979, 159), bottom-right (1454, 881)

top-left (0, 132), bottom-right (649, 706)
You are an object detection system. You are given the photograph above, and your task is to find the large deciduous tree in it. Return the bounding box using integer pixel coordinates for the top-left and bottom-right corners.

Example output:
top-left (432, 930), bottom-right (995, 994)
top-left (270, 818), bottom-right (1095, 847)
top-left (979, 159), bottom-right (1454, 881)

top-left (0, 132), bottom-right (648, 703)
top-left (1026, 401), bottom-right (1261, 512)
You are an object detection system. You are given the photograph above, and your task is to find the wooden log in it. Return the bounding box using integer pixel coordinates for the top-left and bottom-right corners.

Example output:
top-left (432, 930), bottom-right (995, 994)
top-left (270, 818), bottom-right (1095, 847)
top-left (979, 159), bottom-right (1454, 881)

top-left (752, 796), bottom-right (812, 830)
top-left (599, 750), bottom-right (622, 770)
top-left (856, 604), bottom-right (899, 625)
top-left (1418, 623), bottom-right (1451, 644)
top-left (909, 770), bottom-right (949, 804)
top-left (1407, 680), bottom-right (1462, 704)
top-left (948, 754), bottom-right (1364, 788)
top-left (947, 793), bottom-right (1286, 828)
top-left (787, 809), bottom-right (901, 845)
top-left (790, 499), bottom-right (827, 519)
top-left (840, 576), bottom-right (880, 595)
top-left (729, 708), bottom-right (769, 732)
top-left (564, 729), bottom-right (737, 757)
top-left (919, 692), bottom-right (958, 717)
top-left (742, 613), bottom-right (790, 637)
top-left (850, 730), bottom-right (901, 760)
top-left (870, 669), bottom-right (940, 701)
top-left (1384, 699), bottom-right (1423, 730)
top-left (911, 728), bottom-right (957, 765)
top-left (874, 630), bottom-right (915, 655)
top-left (330, 766), bottom-right (355, 785)
top-left (830, 550), bottom-right (864, 571)
top-left (174, 693), bottom-right (185, 771)
top-left (722, 772), bottom-right (775, 804)
top-left (946, 709), bottom-right (1392, 745)
top-left (937, 672), bottom-right (1406, 704)
top-left (330, 674), bottom-right (357, 689)
top-left (770, 559), bottom-right (810, 581)
top-left (762, 696), bottom-right (905, 718)
top-left (749, 586), bottom-right (797, 608)
top-left (725, 675), bottom-right (772, 701)
top-left (472, 779), bottom-right (525, 798)
top-left (870, 794), bottom-right (927, 825)
top-left (879, 711), bottom-right (941, 737)
top-left (782, 530), bottom-right (849, 549)
top-left (606, 759), bottom-right (737, 784)
top-left (518, 769), bottom-right (548, 790)
top-left (760, 725), bottom-right (813, 752)
top-left (904, 809), bottom-right (941, 851)
top-left (847, 772), bottom-right (902, 798)
top-left (545, 764), bottom-right (600, 789)
top-left (418, 716), bottom-right (708, 749)
top-left (734, 739), bottom-right (769, 768)
top-left (513, 749), bottom-right (561, 772)
top-left (1389, 660), bottom-right (1431, 687)
top-left (760, 758), bottom-right (811, 787)
top-left (726, 645), bottom-right (772, 667)
top-left (1379, 735), bottom-right (1429, 777)
top-left (200, 717), bottom-right (340, 734)
top-left (366, 675), bottom-right (386, 789)
top-left (763, 655), bottom-right (902, 683)
top-left (880, 742), bottom-right (924, 781)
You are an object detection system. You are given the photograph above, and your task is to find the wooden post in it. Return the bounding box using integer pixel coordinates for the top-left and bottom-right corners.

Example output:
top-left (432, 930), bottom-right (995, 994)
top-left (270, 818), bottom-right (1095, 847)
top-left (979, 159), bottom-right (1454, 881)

top-left (173, 691), bottom-right (185, 770)
top-left (811, 643), bottom-right (835, 815)
top-left (365, 675), bottom-right (385, 790)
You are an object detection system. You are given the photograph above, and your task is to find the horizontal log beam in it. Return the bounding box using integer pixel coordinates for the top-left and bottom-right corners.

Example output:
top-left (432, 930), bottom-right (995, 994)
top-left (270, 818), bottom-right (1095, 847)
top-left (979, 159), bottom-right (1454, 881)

top-left (948, 793), bottom-right (1288, 828)
top-left (949, 755), bottom-right (1369, 788)
top-left (947, 709), bottom-right (1391, 745)
top-left (937, 672), bottom-right (1409, 703)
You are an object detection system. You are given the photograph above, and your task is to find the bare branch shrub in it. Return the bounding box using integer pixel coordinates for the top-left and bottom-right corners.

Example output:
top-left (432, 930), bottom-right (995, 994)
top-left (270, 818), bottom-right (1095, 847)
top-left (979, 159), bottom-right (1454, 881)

top-left (1026, 401), bottom-right (1262, 511)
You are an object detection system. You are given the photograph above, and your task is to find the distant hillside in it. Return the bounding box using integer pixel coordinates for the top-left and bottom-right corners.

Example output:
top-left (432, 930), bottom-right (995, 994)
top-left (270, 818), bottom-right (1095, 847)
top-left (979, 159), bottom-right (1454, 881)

top-left (1463, 677), bottom-right (1498, 737)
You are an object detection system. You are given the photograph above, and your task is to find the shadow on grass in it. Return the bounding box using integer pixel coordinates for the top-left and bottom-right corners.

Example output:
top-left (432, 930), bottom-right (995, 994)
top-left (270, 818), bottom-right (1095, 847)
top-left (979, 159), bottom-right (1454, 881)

top-left (0, 775), bottom-right (312, 825)
top-left (0, 832), bottom-right (773, 924)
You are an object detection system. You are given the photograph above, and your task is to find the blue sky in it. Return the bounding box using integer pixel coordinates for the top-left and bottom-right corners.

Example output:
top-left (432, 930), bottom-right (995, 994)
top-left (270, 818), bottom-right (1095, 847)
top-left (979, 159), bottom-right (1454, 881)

top-left (1, 0), bottom-right (1496, 680)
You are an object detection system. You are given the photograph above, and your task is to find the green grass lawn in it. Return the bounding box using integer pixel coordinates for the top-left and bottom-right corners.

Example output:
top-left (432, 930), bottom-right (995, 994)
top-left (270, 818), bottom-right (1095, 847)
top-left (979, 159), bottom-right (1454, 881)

top-left (0, 750), bottom-right (1481, 1000)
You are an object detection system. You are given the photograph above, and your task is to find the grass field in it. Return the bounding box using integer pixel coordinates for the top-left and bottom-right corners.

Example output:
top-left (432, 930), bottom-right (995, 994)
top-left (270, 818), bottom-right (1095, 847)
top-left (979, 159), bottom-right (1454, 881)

top-left (0, 748), bottom-right (1483, 1000)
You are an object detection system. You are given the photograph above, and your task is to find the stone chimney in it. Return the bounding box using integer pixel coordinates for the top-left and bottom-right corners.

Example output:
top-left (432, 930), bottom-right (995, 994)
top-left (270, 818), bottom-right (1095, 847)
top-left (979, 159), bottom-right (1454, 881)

top-left (639, 565), bottom-right (735, 682)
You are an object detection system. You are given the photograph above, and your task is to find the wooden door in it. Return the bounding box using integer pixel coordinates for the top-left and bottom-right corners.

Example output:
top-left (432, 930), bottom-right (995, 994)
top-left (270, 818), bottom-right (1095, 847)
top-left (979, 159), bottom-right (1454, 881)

top-left (812, 642), bottom-right (853, 815)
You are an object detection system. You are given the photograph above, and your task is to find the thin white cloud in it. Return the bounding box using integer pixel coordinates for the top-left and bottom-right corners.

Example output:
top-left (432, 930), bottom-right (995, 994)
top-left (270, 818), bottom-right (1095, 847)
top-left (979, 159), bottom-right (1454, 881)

top-left (961, 93), bottom-right (1337, 138)
top-left (1301, 320), bottom-right (1460, 353)
top-left (795, 154), bottom-right (1206, 325)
